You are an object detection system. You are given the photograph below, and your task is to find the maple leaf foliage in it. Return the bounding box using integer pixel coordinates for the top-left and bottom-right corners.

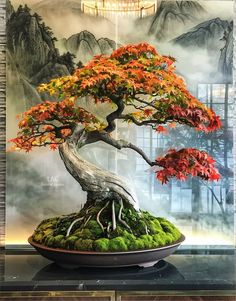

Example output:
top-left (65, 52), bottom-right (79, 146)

top-left (38, 42), bottom-right (221, 133)
top-left (155, 148), bottom-right (221, 184)
top-left (10, 43), bottom-right (221, 184)
top-left (9, 99), bottom-right (105, 152)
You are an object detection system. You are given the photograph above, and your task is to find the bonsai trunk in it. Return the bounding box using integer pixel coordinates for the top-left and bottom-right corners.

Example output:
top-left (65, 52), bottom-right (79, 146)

top-left (59, 140), bottom-right (140, 211)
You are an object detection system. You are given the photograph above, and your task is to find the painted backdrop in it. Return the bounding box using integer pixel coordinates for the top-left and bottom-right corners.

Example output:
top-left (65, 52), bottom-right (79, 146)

top-left (6, 0), bottom-right (234, 245)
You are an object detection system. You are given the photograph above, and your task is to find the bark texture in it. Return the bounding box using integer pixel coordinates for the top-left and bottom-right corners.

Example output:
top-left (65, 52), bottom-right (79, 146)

top-left (59, 141), bottom-right (140, 210)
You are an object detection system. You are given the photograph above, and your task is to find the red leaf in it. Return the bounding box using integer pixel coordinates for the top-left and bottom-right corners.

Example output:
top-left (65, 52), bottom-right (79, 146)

top-left (156, 125), bottom-right (168, 134)
top-left (155, 148), bottom-right (220, 183)
top-left (50, 144), bottom-right (58, 151)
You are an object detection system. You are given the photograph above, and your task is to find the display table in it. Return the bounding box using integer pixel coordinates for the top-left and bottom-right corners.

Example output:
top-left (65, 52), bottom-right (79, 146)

top-left (0, 249), bottom-right (235, 300)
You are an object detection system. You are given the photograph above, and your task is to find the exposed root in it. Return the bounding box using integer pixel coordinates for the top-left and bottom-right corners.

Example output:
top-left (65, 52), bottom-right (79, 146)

top-left (96, 201), bottom-right (109, 232)
top-left (107, 222), bottom-right (111, 233)
top-left (84, 215), bottom-right (92, 227)
top-left (118, 199), bottom-right (132, 232)
top-left (67, 199), bottom-right (133, 238)
top-left (112, 200), bottom-right (117, 231)
top-left (66, 217), bottom-right (84, 237)
top-left (85, 206), bottom-right (93, 215)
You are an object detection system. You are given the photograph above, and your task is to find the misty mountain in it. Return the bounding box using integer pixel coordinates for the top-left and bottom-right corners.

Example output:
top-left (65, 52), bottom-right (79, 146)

top-left (32, 0), bottom-right (82, 13)
top-left (7, 4), bottom-right (69, 79)
top-left (148, 1), bottom-right (206, 41)
top-left (218, 21), bottom-right (233, 82)
top-left (6, 1), bottom-right (72, 110)
top-left (25, 0), bottom-right (114, 40)
top-left (172, 17), bottom-right (232, 81)
top-left (6, 49), bottom-right (42, 113)
top-left (6, 0), bottom-right (14, 21)
top-left (173, 18), bottom-right (230, 49)
top-left (58, 31), bottom-right (117, 64)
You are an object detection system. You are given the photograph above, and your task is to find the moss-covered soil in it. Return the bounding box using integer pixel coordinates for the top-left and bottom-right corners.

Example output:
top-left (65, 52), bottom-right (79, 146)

top-left (32, 202), bottom-right (182, 252)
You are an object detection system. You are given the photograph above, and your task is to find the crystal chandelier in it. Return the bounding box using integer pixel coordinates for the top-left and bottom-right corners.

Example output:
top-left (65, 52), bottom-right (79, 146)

top-left (81, 0), bottom-right (156, 19)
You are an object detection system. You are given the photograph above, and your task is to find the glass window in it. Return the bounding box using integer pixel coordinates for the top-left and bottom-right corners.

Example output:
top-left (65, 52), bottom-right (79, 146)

top-left (134, 83), bottom-right (234, 246)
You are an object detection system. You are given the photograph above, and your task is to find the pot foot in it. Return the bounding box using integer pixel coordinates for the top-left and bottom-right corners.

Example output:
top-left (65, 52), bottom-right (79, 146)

top-left (138, 260), bottom-right (159, 268)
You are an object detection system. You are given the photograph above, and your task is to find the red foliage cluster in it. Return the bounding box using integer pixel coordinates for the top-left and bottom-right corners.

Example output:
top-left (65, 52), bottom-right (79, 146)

top-left (155, 148), bottom-right (221, 184)
top-left (38, 43), bottom-right (221, 134)
top-left (167, 105), bottom-right (221, 133)
top-left (18, 99), bottom-right (98, 126)
top-left (111, 43), bottom-right (157, 59)
top-left (9, 99), bottom-right (104, 152)
top-left (10, 43), bottom-right (221, 184)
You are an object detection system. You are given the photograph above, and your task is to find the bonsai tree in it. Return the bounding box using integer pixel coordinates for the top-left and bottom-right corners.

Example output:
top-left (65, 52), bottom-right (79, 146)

top-left (10, 43), bottom-right (221, 252)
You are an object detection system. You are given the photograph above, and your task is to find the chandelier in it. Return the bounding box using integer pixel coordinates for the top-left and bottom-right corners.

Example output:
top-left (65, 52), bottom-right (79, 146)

top-left (81, 0), bottom-right (157, 19)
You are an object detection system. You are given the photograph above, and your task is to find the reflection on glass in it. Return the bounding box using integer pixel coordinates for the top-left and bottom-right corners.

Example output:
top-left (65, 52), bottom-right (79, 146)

top-left (32, 260), bottom-right (184, 282)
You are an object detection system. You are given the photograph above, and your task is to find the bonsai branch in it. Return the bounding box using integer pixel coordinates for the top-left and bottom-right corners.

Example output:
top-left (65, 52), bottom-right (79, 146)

top-left (97, 132), bottom-right (156, 167)
top-left (70, 128), bottom-right (157, 167)
top-left (133, 96), bottom-right (158, 110)
top-left (118, 114), bottom-right (159, 127)
top-left (104, 97), bottom-right (125, 133)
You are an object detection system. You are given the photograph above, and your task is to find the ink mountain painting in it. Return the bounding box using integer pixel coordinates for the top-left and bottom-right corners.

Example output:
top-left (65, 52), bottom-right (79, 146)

top-left (6, 0), bottom-right (234, 249)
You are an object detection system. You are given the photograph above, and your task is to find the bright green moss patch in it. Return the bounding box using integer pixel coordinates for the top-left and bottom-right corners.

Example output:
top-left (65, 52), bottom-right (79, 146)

top-left (94, 238), bottom-right (110, 252)
top-left (139, 234), bottom-right (153, 248)
top-left (32, 204), bottom-right (182, 252)
top-left (109, 237), bottom-right (128, 251)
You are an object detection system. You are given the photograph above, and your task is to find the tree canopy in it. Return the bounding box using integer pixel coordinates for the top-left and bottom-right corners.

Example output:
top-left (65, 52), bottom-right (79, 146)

top-left (10, 43), bottom-right (221, 183)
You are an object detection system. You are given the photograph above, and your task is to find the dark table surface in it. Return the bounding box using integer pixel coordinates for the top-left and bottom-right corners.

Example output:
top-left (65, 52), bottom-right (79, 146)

top-left (0, 249), bottom-right (235, 292)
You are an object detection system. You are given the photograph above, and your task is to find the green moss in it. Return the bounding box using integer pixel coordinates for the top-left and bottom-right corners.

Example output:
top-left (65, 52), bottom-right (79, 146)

top-left (172, 229), bottom-right (181, 241)
top-left (65, 235), bottom-right (78, 249)
top-left (43, 228), bottom-right (54, 236)
top-left (53, 235), bottom-right (65, 248)
top-left (33, 231), bottom-right (44, 243)
top-left (76, 228), bottom-right (94, 239)
top-left (123, 208), bottom-right (139, 223)
top-left (75, 238), bottom-right (93, 251)
top-left (140, 234), bottom-right (155, 249)
top-left (109, 237), bottom-right (128, 251)
top-left (109, 226), bottom-right (125, 238)
top-left (58, 238), bottom-right (66, 249)
top-left (129, 238), bottom-right (145, 250)
top-left (38, 217), bottom-right (58, 231)
top-left (86, 220), bottom-right (103, 237)
top-left (135, 220), bottom-right (148, 236)
top-left (122, 230), bottom-right (136, 247)
top-left (164, 232), bottom-right (174, 244)
top-left (44, 235), bottom-right (55, 247)
top-left (33, 205), bottom-right (182, 252)
top-left (94, 238), bottom-right (110, 252)
top-left (157, 218), bottom-right (181, 241)
top-left (153, 232), bottom-right (167, 247)
top-left (148, 220), bottom-right (162, 234)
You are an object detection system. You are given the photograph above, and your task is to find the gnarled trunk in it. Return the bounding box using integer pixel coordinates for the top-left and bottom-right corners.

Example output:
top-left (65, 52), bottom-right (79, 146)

top-left (59, 141), bottom-right (140, 211)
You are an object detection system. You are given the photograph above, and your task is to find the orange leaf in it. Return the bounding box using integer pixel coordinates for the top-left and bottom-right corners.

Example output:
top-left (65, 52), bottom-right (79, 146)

top-left (156, 125), bottom-right (168, 134)
top-left (50, 144), bottom-right (58, 151)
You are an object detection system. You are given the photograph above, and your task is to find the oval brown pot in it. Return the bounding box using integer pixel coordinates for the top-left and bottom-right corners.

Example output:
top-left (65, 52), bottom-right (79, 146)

top-left (28, 234), bottom-right (185, 268)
